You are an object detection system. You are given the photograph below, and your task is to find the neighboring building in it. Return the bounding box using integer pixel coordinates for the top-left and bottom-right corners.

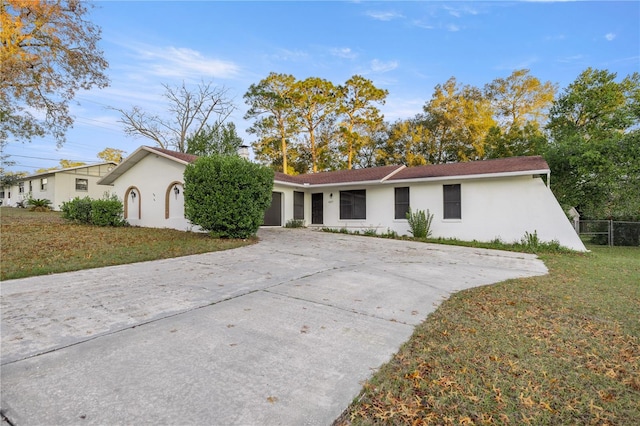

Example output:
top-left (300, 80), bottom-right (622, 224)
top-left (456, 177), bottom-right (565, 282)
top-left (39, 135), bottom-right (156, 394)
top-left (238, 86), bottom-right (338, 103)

top-left (97, 146), bottom-right (587, 251)
top-left (1, 163), bottom-right (117, 210)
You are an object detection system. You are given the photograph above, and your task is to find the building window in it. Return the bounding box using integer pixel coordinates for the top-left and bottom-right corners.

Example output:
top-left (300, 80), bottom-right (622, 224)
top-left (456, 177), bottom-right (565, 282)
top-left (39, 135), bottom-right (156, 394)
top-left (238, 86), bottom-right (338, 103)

top-left (293, 191), bottom-right (304, 220)
top-left (40, 178), bottom-right (47, 191)
top-left (29, 181), bottom-right (33, 192)
top-left (443, 184), bottom-right (461, 219)
top-left (0, 190), bottom-right (4, 199)
top-left (75, 178), bottom-right (88, 191)
top-left (394, 187), bottom-right (410, 219)
top-left (340, 190), bottom-right (366, 220)
top-left (18, 182), bottom-right (24, 193)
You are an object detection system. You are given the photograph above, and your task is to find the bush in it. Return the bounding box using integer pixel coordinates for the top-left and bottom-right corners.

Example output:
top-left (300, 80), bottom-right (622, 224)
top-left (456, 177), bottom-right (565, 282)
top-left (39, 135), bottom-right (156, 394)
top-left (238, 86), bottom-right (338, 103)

top-left (184, 155), bottom-right (274, 238)
top-left (27, 198), bottom-right (52, 212)
top-left (406, 208), bottom-right (433, 239)
top-left (61, 197), bottom-right (93, 223)
top-left (91, 196), bottom-right (127, 227)
top-left (60, 195), bottom-right (126, 226)
top-left (285, 219), bottom-right (305, 228)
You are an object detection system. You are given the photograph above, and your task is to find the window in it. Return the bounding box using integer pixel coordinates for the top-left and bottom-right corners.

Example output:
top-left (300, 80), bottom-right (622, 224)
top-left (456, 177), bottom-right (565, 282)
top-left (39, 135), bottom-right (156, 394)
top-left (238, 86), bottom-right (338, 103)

top-left (0, 190), bottom-right (4, 199)
top-left (29, 181), bottom-right (33, 192)
top-left (293, 191), bottom-right (304, 220)
top-left (394, 187), bottom-right (410, 219)
top-left (340, 190), bottom-right (366, 220)
top-left (40, 178), bottom-right (47, 191)
top-left (75, 178), bottom-right (88, 191)
top-left (18, 182), bottom-right (24, 193)
top-left (443, 184), bottom-right (461, 219)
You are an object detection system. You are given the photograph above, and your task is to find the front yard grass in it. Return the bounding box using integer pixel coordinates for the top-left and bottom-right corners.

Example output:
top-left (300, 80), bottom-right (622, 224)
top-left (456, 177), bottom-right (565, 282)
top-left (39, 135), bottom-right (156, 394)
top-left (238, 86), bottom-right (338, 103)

top-left (337, 245), bottom-right (640, 425)
top-left (0, 207), bottom-right (254, 280)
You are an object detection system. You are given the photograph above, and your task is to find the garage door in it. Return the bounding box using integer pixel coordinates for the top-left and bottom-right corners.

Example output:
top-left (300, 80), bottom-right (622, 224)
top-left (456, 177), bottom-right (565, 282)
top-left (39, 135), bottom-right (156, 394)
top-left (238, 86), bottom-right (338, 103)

top-left (263, 192), bottom-right (282, 226)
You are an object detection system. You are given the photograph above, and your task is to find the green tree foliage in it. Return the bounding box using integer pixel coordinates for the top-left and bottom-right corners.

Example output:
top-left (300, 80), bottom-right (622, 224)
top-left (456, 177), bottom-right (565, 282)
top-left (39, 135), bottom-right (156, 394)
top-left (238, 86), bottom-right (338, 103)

top-left (379, 118), bottom-right (432, 166)
top-left (1, 0), bottom-right (109, 146)
top-left (293, 77), bottom-right (341, 173)
top-left (184, 155), bottom-right (274, 238)
top-left (547, 68), bottom-right (639, 142)
top-left (545, 68), bottom-right (640, 219)
top-left (483, 69), bottom-right (555, 158)
top-left (186, 122), bottom-right (243, 157)
top-left (245, 73), bottom-right (388, 173)
top-left (377, 78), bottom-right (495, 166)
top-left (423, 78), bottom-right (495, 162)
top-left (244, 72), bottom-right (299, 174)
top-left (337, 75), bottom-right (388, 169)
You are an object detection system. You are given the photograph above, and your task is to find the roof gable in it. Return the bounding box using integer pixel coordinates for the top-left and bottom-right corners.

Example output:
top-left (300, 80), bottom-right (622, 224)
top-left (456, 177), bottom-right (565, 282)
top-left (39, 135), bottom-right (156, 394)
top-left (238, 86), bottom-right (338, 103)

top-left (98, 146), bottom-right (197, 185)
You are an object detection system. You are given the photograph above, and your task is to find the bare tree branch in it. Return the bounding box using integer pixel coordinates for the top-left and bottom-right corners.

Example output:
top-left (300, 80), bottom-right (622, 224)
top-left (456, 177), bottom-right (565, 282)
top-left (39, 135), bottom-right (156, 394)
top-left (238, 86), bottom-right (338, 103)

top-left (112, 81), bottom-right (235, 153)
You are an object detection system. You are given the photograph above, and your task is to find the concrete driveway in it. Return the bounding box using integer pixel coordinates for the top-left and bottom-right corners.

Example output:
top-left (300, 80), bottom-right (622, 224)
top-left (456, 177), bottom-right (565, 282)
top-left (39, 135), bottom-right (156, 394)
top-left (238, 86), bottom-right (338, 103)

top-left (1, 228), bottom-right (547, 425)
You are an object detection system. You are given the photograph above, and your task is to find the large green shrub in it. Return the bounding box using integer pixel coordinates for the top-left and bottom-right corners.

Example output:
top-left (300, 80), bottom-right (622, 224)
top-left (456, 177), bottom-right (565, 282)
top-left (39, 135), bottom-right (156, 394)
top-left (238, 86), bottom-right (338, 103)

top-left (91, 196), bottom-right (127, 227)
top-left (184, 155), bottom-right (274, 238)
top-left (61, 195), bottom-right (126, 227)
top-left (61, 196), bottom-right (93, 223)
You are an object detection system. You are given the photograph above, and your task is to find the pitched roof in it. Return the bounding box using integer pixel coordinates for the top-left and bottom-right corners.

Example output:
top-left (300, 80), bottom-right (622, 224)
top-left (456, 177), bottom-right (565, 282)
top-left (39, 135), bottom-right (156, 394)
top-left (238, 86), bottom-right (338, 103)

top-left (276, 165), bottom-right (404, 186)
top-left (388, 156), bottom-right (549, 181)
top-left (98, 146), bottom-right (197, 185)
top-left (150, 147), bottom-right (199, 164)
top-left (99, 145), bottom-right (549, 188)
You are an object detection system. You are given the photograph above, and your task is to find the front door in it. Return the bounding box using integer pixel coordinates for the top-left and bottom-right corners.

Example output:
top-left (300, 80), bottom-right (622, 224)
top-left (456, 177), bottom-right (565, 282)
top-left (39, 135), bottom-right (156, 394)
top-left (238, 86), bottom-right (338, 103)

top-left (311, 193), bottom-right (323, 225)
top-left (263, 192), bottom-right (282, 226)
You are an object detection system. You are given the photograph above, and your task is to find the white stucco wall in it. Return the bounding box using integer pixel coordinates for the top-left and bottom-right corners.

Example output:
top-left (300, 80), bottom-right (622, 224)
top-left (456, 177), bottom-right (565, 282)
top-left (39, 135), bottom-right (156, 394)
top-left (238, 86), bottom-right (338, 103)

top-left (97, 155), bottom-right (584, 251)
top-left (278, 175), bottom-right (585, 251)
top-left (102, 155), bottom-right (195, 231)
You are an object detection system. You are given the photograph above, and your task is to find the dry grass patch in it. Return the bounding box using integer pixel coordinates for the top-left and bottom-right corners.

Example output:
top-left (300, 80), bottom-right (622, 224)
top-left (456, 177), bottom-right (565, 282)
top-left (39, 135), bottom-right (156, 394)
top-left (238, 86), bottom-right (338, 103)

top-left (337, 246), bottom-right (640, 425)
top-left (1, 207), bottom-right (254, 280)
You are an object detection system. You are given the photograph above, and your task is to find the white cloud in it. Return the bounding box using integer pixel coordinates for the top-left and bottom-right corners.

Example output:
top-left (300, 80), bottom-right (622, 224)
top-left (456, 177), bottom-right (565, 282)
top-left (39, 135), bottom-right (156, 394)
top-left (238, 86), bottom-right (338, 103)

top-left (370, 59), bottom-right (399, 73)
top-left (269, 48), bottom-right (309, 62)
top-left (331, 47), bottom-right (357, 59)
top-left (557, 54), bottom-right (585, 64)
top-left (139, 46), bottom-right (241, 79)
top-left (495, 56), bottom-right (540, 70)
top-left (447, 24), bottom-right (461, 32)
top-left (442, 4), bottom-right (480, 18)
top-left (117, 42), bottom-right (241, 83)
top-left (366, 10), bottom-right (404, 21)
top-left (605, 33), bottom-right (616, 41)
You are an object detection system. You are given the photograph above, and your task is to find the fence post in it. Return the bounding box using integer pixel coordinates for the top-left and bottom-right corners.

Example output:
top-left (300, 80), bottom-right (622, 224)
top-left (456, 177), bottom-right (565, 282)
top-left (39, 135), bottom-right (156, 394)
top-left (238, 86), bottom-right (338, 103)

top-left (609, 220), bottom-right (614, 246)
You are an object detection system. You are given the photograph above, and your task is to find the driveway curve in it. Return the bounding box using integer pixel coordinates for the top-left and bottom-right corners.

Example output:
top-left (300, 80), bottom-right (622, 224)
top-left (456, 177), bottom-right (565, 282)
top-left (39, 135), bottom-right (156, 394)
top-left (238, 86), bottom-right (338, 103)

top-left (1, 228), bottom-right (547, 425)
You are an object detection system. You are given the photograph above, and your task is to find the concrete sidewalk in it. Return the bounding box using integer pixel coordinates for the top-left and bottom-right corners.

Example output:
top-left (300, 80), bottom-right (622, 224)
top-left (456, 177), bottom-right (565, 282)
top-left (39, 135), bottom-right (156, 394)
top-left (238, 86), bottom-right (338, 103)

top-left (1, 228), bottom-right (547, 425)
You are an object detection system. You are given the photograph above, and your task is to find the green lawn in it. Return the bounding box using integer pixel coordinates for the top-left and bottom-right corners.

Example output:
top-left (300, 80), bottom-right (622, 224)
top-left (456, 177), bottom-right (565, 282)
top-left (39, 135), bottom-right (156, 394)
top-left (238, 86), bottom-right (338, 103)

top-left (336, 245), bottom-right (640, 425)
top-left (0, 207), bottom-right (254, 280)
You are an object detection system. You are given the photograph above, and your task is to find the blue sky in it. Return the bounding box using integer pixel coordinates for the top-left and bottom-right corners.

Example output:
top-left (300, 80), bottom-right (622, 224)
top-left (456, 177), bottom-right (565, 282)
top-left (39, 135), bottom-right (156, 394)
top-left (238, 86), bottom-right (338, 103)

top-left (5, 0), bottom-right (639, 173)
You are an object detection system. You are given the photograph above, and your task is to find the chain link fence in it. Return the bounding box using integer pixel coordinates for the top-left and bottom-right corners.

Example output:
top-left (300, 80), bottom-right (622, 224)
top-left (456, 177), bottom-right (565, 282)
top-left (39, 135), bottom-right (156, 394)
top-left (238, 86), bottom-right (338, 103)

top-left (578, 220), bottom-right (640, 246)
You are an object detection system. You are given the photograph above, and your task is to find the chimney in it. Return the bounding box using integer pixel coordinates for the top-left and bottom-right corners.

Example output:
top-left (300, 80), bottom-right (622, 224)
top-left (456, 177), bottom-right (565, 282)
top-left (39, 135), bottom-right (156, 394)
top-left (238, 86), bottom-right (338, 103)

top-left (237, 145), bottom-right (250, 160)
